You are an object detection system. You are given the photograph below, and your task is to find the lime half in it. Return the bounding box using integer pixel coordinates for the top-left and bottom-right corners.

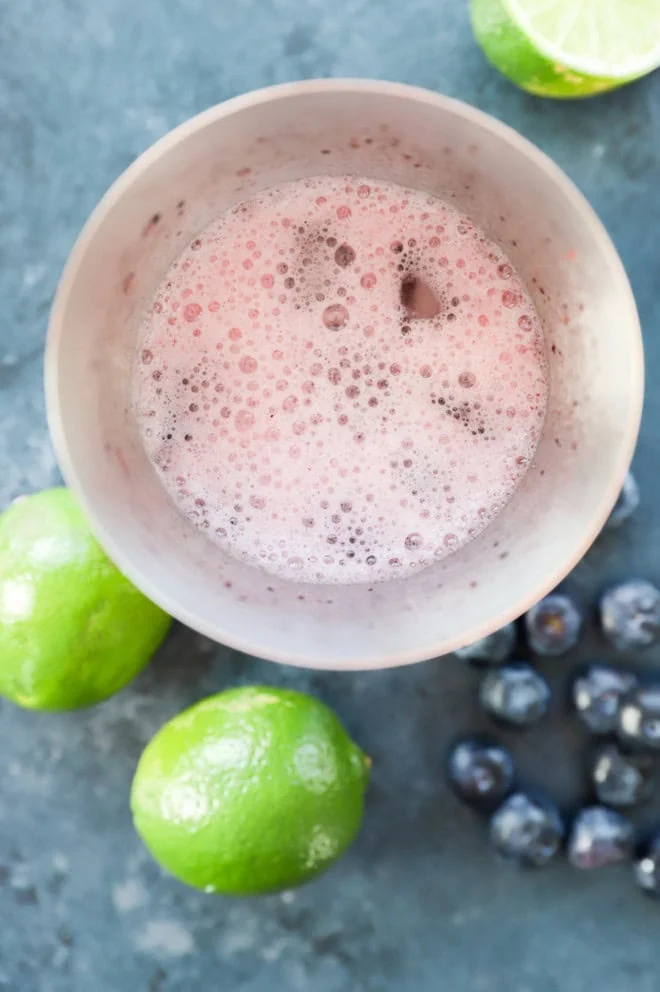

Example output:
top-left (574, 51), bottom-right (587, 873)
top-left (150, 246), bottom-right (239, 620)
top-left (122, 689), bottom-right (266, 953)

top-left (470, 0), bottom-right (660, 98)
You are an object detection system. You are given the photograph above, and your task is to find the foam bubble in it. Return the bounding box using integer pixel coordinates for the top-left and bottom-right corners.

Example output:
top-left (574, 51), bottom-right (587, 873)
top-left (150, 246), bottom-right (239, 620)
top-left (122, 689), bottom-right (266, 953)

top-left (323, 304), bottom-right (350, 329)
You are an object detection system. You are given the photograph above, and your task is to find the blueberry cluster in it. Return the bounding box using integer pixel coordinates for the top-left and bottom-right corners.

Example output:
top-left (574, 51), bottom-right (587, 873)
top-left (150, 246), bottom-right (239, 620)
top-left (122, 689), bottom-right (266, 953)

top-left (449, 474), bottom-right (660, 897)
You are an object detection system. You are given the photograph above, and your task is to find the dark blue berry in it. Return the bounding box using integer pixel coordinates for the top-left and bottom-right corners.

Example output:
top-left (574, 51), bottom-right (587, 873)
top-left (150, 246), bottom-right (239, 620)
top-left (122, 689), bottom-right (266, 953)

top-left (600, 579), bottom-right (660, 650)
top-left (618, 686), bottom-right (660, 750)
top-left (480, 663), bottom-right (550, 727)
top-left (590, 743), bottom-right (652, 808)
top-left (454, 623), bottom-right (516, 666)
top-left (634, 836), bottom-right (660, 898)
top-left (525, 593), bottom-right (582, 657)
top-left (605, 472), bottom-right (639, 530)
top-left (448, 739), bottom-right (515, 809)
top-left (490, 793), bottom-right (563, 868)
top-left (572, 664), bottom-right (638, 735)
top-left (568, 807), bottom-right (634, 869)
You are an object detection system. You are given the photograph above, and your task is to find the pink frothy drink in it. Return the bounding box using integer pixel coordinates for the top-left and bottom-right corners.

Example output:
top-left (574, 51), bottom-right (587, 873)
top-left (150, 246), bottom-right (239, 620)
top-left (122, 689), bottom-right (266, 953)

top-left (134, 175), bottom-right (547, 585)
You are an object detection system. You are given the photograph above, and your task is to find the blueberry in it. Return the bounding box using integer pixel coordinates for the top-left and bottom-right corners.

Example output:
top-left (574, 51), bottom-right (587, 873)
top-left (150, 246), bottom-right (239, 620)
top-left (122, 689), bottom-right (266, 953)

top-left (605, 472), bottom-right (640, 530)
top-left (572, 664), bottom-right (638, 735)
top-left (634, 836), bottom-right (660, 898)
top-left (600, 579), bottom-right (660, 650)
top-left (567, 807), bottom-right (634, 869)
top-left (589, 743), bottom-right (652, 808)
top-left (618, 686), bottom-right (660, 750)
top-left (525, 593), bottom-right (582, 657)
top-left (454, 623), bottom-right (516, 666)
top-left (448, 738), bottom-right (515, 809)
top-left (490, 793), bottom-right (563, 868)
top-left (480, 663), bottom-right (550, 727)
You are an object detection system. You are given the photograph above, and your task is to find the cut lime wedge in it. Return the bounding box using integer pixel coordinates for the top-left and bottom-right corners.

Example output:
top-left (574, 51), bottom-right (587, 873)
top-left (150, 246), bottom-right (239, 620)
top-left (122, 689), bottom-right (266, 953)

top-left (470, 0), bottom-right (660, 98)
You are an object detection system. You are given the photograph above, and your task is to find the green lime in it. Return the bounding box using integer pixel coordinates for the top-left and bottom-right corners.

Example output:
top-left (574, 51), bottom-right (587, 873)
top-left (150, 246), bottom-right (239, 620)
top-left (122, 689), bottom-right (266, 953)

top-left (470, 0), bottom-right (660, 98)
top-left (0, 487), bottom-right (171, 710)
top-left (130, 685), bottom-right (370, 895)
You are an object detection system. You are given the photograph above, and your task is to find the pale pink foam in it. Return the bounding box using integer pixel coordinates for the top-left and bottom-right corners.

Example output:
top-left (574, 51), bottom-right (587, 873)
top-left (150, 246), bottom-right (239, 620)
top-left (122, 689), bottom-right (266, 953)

top-left (133, 176), bottom-right (547, 584)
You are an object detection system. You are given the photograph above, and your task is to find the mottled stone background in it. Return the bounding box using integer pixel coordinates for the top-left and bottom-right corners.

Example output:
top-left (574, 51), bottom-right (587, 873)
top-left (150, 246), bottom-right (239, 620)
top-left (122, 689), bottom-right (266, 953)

top-left (1, 1), bottom-right (660, 989)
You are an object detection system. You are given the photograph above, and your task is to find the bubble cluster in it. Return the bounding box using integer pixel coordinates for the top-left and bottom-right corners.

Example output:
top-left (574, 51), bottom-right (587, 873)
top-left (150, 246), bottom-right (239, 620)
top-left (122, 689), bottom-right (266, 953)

top-left (134, 176), bottom-right (547, 584)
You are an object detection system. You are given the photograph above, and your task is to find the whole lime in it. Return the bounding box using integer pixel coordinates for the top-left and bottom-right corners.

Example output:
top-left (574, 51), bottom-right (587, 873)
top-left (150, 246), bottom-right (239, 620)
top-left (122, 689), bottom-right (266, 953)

top-left (130, 686), bottom-right (370, 895)
top-left (0, 487), bottom-right (171, 710)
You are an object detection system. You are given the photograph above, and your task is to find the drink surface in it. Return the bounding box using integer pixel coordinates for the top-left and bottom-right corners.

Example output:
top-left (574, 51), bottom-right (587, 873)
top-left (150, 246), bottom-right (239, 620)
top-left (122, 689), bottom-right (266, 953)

top-left (133, 176), bottom-right (547, 584)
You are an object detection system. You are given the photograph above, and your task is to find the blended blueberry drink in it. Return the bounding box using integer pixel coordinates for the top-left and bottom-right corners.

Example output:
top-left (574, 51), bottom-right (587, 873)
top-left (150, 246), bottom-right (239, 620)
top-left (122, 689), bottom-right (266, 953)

top-left (133, 175), bottom-right (547, 584)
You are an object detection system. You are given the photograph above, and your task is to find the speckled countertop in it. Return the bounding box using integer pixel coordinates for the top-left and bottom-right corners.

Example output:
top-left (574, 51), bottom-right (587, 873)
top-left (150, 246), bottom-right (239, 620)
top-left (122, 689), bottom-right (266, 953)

top-left (2, 2), bottom-right (660, 990)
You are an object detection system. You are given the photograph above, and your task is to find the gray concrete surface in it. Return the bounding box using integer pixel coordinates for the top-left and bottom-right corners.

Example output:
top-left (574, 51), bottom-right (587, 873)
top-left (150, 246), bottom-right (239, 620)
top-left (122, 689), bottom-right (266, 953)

top-left (1, 1), bottom-right (660, 989)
